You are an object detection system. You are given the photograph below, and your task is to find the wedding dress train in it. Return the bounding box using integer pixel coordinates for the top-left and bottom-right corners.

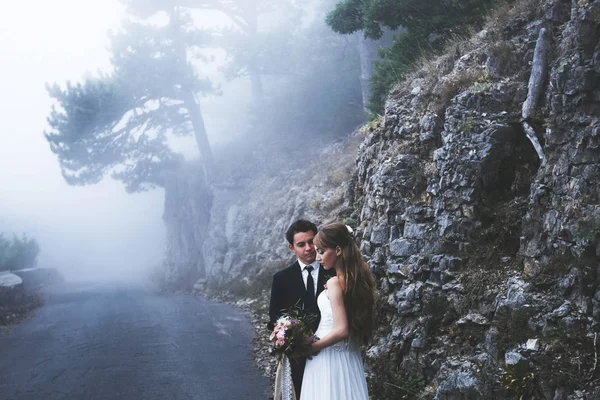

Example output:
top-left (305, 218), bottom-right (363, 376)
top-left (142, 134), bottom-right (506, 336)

top-left (300, 290), bottom-right (369, 400)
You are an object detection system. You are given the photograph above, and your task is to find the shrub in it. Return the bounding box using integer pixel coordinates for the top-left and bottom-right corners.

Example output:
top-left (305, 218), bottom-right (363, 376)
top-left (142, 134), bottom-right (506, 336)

top-left (0, 234), bottom-right (40, 271)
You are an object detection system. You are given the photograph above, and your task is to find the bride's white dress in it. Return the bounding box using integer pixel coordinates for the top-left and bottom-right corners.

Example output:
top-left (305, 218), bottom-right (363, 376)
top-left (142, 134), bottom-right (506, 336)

top-left (300, 290), bottom-right (369, 400)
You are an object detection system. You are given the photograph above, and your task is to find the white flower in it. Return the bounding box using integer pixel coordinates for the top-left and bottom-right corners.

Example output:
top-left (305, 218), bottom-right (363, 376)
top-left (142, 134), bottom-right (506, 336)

top-left (345, 225), bottom-right (354, 235)
top-left (276, 316), bottom-right (292, 328)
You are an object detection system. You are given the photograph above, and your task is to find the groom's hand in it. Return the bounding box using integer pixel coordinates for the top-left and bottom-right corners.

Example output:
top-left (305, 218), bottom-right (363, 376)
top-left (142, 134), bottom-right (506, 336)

top-left (305, 344), bottom-right (320, 359)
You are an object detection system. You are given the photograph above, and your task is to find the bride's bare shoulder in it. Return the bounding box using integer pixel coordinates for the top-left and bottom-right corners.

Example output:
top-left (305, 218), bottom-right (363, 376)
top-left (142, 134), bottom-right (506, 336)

top-left (326, 276), bottom-right (345, 291)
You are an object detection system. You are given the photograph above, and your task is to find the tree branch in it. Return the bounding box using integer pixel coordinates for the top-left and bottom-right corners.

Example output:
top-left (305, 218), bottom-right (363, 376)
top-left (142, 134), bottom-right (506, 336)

top-left (521, 27), bottom-right (550, 166)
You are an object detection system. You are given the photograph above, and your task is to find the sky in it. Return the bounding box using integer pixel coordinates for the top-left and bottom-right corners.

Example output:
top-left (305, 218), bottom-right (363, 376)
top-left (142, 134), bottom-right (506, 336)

top-left (0, 1), bottom-right (166, 281)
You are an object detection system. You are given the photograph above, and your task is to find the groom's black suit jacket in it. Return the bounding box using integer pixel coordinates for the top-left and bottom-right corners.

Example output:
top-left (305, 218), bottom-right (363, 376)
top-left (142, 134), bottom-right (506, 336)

top-left (268, 260), bottom-right (329, 399)
top-left (268, 261), bottom-right (327, 333)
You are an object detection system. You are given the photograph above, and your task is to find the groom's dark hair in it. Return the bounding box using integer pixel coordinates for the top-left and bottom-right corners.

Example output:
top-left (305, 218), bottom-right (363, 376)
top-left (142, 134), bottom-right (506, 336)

top-left (286, 219), bottom-right (318, 245)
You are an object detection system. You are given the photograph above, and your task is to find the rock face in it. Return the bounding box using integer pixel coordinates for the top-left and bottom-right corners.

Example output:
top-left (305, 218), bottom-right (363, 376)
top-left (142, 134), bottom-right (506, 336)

top-left (162, 140), bottom-right (359, 290)
top-left (165, 0), bottom-right (600, 397)
top-left (347, 0), bottom-right (600, 397)
top-left (201, 140), bottom-right (359, 288)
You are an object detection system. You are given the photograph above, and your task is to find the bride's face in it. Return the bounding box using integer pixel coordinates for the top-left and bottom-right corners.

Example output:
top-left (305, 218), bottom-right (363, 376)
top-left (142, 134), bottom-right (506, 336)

top-left (315, 246), bottom-right (339, 270)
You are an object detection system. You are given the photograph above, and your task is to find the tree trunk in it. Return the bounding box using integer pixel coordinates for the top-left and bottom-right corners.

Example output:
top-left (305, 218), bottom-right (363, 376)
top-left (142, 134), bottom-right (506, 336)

top-left (248, 66), bottom-right (264, 105)
top-left (182, 90), bottom-right (213, 182)
top-left (357, 28), bottom-right (399, 112)
top-left (521, 27), bottom-right (550, 166)
top-left (162, 162), bottom-right (213, 288)
top-left (245, 5), bottom-right (264, 105)
top-left (522, 27), bottom-right (550, 120)
top-left (358, 33), bottom-right (377, 112)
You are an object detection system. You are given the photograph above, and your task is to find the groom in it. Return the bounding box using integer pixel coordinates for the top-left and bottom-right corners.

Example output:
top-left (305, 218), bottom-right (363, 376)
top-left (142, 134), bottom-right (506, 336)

top-left (268, 219), bottom-right (327, 399)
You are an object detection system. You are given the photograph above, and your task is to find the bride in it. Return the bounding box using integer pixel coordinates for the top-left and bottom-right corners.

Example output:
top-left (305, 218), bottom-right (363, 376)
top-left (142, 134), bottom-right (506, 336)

top-left (300, 223), bottom-right (375, 400)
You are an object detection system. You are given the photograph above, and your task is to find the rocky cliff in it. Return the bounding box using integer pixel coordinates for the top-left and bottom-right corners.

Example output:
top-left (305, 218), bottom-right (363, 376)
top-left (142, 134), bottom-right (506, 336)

top-left (164, 0), bottom-right (600, 398)
top-left (202, 138), bottom-right (361, 288)
top-left (352, 0), bottom-right (600, 397)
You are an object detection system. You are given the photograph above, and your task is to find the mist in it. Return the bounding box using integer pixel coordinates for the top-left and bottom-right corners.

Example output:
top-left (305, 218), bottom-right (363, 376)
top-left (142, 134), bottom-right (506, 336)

top-left (0, 0), bottom-right (364, 283)
top-left (0, 1), bottom-right (166, 281)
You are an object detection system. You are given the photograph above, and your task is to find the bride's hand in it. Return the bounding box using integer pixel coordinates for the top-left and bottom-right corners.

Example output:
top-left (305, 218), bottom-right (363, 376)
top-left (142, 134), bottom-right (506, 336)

top-left (306, 339), bottom-right (320, 359)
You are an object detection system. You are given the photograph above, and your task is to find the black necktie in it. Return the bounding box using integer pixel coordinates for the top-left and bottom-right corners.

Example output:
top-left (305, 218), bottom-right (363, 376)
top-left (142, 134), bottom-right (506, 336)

top-left (305, 266), bottom-right (315, 307)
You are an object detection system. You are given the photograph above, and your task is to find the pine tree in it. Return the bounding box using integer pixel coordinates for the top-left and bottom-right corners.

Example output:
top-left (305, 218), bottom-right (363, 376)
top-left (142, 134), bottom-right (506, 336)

top-left (121, 0), bottom-right (293, 105)
top-left (45, 12), bottom-right (215, 192)
top-left (326, 0), bottom-right (500, 114)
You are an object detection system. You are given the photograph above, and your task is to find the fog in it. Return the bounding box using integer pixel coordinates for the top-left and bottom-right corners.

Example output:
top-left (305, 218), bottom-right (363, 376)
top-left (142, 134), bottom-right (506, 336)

top-left (0, 0), bottom-right (364, 283)
top-left (0, 1), bottom-right (268, 282)
top-left (0, 1), bottom-right (165, 281)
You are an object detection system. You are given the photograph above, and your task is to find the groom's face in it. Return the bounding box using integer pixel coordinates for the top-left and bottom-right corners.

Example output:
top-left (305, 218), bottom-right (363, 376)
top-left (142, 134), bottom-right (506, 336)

top-left (289, 231), bottom-right (316, 265)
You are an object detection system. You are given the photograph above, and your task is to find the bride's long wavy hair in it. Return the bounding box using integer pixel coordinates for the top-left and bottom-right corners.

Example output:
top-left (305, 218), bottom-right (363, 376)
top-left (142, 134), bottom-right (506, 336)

top-left (314, 223), bottom-right (375, 346)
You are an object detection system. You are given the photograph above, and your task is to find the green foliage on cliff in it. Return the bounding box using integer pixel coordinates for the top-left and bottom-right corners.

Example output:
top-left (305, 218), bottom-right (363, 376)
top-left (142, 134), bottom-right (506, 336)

top-left (0, 234), bottom-right (40, 272)
top-left (326, 0), bottom-right (506, 114)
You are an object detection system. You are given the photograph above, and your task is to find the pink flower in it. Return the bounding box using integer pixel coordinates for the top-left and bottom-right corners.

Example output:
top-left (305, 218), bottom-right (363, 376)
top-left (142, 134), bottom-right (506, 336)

top-left (268, 310), bottom-right (315, 359)
top-left (269, 326), bottom-right (280, 341)
top-left (276, 328), bottom-right (286, 340)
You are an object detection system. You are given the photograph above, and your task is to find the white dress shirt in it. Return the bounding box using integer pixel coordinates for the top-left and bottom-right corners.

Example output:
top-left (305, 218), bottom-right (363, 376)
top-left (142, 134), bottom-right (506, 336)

top-left (298, 260), bottom-right (320, 296)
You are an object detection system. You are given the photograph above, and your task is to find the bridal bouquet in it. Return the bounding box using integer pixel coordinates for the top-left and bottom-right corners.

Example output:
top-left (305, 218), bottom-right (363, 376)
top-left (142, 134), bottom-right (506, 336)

top-left (269, 308), bottom-right (316, 360)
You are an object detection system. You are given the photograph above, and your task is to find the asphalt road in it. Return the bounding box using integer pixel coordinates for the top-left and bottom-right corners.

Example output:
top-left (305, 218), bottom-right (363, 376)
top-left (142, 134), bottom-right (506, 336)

top-left (0, 281), bottom-right (269, 400)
